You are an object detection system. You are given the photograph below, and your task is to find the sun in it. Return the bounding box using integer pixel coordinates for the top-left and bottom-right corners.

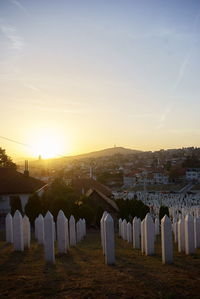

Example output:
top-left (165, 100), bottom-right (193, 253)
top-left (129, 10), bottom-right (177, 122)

top-left (29, 128), bottom-right (65, 159)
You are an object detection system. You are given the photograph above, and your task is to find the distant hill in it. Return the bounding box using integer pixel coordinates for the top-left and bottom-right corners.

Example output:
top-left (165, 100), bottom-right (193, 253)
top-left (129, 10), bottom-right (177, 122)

top-left (70, 147), bottom-right (142, 160)
top-left (25, 147), bottom-right (142, 168)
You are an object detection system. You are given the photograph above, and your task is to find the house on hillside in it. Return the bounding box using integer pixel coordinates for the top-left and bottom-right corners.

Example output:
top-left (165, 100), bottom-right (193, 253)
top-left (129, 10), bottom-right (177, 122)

top-left (71, 178), bottom-right (119, 223)
top-left (0, 168), bottom-right (47, 216)
top-left (186, 168), bottom-right (200, 182)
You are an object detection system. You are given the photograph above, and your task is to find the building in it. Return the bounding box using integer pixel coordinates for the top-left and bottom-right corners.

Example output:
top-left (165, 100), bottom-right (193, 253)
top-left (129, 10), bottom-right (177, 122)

top-left (0, 168), bottom-right (47, 216)
top-left (153, 171), bottom-right (169, 184)
top-left (186, 168), bottom-right (200, 182)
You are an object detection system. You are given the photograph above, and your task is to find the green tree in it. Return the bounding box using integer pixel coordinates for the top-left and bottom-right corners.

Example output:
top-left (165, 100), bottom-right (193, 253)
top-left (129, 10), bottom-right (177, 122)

top-left (40, 177), bottom-right (79, 220)
top-left (25, 193), bottom-right (42, 225)
top-left (116, 198), bottom-right (149, 221)
top-left (159, 206), bottom-right (169, 222)
top-left (0, 147), bottom-right (16, 169)
top-left (10, 196), bottom-right (23, 215)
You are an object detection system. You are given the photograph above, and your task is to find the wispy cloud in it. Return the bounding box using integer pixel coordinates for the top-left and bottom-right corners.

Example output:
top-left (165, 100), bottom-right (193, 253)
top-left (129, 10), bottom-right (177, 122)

top-left (23, 83), bottom-right (41, 92)
top-left (173, 12), bottom-right (200, 90)
top-left (0, 23), bottom-right (25, 50)
top-left (156, 104), bottom-right (173, 129)
top-left (9, 0), bottom-right (28, 14)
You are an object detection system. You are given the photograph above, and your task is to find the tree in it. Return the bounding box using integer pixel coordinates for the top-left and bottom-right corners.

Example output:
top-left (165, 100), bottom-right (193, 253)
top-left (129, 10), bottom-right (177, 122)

top-left (25, 193), bottom-right (42, 225)
top-left (0, 147), bottom-right (16, 169)
top-left (40, 177), bottom-right (79, 220)
top-left (10, 196), bottom-right (23, 215)
top-left (116, 198), bottom-right (149, 221)
top-left (159, 206), bottom-right (169, 222)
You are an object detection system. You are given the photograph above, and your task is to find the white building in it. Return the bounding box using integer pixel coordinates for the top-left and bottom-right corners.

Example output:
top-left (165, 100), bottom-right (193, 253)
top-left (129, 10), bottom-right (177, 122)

top-left (186, 168), bottom-right (200, 182)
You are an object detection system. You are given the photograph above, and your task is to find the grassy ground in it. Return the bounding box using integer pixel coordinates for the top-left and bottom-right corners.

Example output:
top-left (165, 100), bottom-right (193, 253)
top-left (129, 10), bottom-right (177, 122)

top-left (0, 231), bottom-right (200, 298)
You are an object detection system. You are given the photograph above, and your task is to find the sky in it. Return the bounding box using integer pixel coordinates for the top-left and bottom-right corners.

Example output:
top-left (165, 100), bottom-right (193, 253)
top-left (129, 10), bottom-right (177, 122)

top-left (0, 0), bottom-right (200, 160)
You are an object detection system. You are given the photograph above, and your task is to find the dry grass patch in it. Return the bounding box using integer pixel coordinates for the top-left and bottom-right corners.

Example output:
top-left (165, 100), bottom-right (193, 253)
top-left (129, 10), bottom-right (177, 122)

top-left (0, 231), bottom-right (200, 298)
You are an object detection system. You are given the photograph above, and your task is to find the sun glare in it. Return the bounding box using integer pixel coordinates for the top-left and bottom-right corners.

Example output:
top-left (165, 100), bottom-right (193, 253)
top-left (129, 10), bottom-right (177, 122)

top-left (29, 129), bottom-right (65, 159)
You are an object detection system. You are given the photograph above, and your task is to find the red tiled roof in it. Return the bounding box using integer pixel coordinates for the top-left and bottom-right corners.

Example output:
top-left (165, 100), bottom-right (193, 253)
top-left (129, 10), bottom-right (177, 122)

top-left (0, 168), bottom-right (46, 195)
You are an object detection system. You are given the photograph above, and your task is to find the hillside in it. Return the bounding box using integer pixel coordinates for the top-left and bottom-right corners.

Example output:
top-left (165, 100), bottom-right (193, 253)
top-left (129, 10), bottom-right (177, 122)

top-left (69, 146), bottom-right (141, 160)
top-left (26, 147), bottom-right (142, 168)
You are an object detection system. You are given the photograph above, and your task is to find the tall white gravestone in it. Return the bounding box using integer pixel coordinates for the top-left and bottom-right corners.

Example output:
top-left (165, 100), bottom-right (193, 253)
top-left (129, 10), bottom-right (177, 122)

top-left (185, 214), bottom-right (195, 255)
top-left (141, 219), bottom-right (145, 253)
top-left (133, 217), bottom-right (140, 249)
top-left (161, 215), bottom-right (173, 264)
top-left (37, 214), bottom-right (44, 245)
top-left (144, 213), bottom-right (154, 256)
top-left (13, 210), bottom-right (24, 251)
top-left (57, 210), bottom-right (68, 253)
top-left (5, 213), bottom-right (13, 243)
top-left (44, 211), bottom-right (55, 263)
top-left (118, 218), bottom-right (122, 237)
top-left (23, 215), bottom-right (31, 249)
top-left (194, 217), bottom-right (200, 249)
top-left (155, 217), bottom-right (160, 236)
top-left (104, 213), bottom-right (115, 265)
top-left (100, 211), bottom-right (107, 254)
top-left (69, 215), bottom-right (76, 247)
top-left (127, 222), bottom-right (132, 243)
top-left (178, 218), bottom-right (185, 253)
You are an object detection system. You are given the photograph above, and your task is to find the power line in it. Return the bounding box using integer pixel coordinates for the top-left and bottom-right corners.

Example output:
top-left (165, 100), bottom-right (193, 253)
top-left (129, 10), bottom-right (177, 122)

top-left (0, 135), bottom-right (67, 159)
top-left (0, 135), bottom-right (30, 147)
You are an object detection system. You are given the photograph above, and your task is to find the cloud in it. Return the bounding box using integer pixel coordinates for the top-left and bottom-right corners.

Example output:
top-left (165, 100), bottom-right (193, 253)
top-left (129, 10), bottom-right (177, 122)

top-left (9, 0), bottom-right (28, 14)
top-left (0, 24), bottom-right (25, 50)
top-left (156, 105), bottom-right (173, 129)
top-left (173, 12), bottom-right (200, 90)
top-left (24, 83), bottom-right (41, 92)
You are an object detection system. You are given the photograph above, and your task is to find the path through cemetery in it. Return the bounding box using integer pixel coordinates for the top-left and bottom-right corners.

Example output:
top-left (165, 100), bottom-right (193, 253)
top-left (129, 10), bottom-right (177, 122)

top-left (1, 230), bottom-right (200, 298)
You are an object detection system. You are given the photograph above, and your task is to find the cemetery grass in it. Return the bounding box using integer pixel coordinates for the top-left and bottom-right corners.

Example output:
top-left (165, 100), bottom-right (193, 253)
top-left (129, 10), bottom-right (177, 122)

top-left (0, 231), bottom-right (200, 298)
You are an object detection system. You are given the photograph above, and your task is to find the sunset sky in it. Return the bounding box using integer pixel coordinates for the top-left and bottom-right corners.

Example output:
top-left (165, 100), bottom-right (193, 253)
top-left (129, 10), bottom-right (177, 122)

top-left (1, 0), bottom-right (200, 159)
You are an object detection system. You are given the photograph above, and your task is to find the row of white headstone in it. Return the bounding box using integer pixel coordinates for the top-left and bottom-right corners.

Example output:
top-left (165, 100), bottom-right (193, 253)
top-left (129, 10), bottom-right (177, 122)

top-left (5, 211), bottom-right (30, 251)
top-left (100, 211), bottom-right (115, 265)
top-left (119, 213), bottom-right (173, 264)
top-left (5, 210), bottom-right (86, 263)
top-left (172, 215), bottom-right (200, 254)
top-left (120, 213), bottom-right (200, 263)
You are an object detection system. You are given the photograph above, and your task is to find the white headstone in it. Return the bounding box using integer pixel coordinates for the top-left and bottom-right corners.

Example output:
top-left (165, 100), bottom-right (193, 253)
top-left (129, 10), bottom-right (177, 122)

top-left (141, 219), bottom-right (145, 253)
top-left (122, 219), bottom-right (127, 241)
top-left (194, 217), bottom-right (200, 249)
top-left (104, 214), bottom-right (115, 265)
top-left (23, 215), bottom-right (31, 249)
top-left (76, 220), bottom-right (81, 243)
top-left (35, 217), bottom-right (39, 240)
top-left (44, 211), bottom-right (55, 263)
top-left (13, 210), bottom-right (24, 251)
top-left (155, 217), bottom-right (160, 235)
top-left (5, 213), bottom-right (13, 243)
top-left (100, 211), bottom-right (108, 254)
top-left (53, 221), bottom-right (56, 242)
top-left (69, 215), bottom-right (76, 246)
top-left (119, 218), bottom-right (122, 237)
top-left (83, 218), bottom-right (86, 237)
top-left (178, 218), bottom-right (185, 253)
top-left (133, 217), bottom-right (140, 249)
top-left (57, 210), bottom-right (68, 253)
top-left (37, 214), bottom-right (44, 245)
top-left (161, 215), bottom-right (173, 264)
top-left (127, 222), bottom-right (132, 243)
top-left (185, 214), bottom-right (195, 255)
top-left (144, 213), bottom-right (154, 256)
